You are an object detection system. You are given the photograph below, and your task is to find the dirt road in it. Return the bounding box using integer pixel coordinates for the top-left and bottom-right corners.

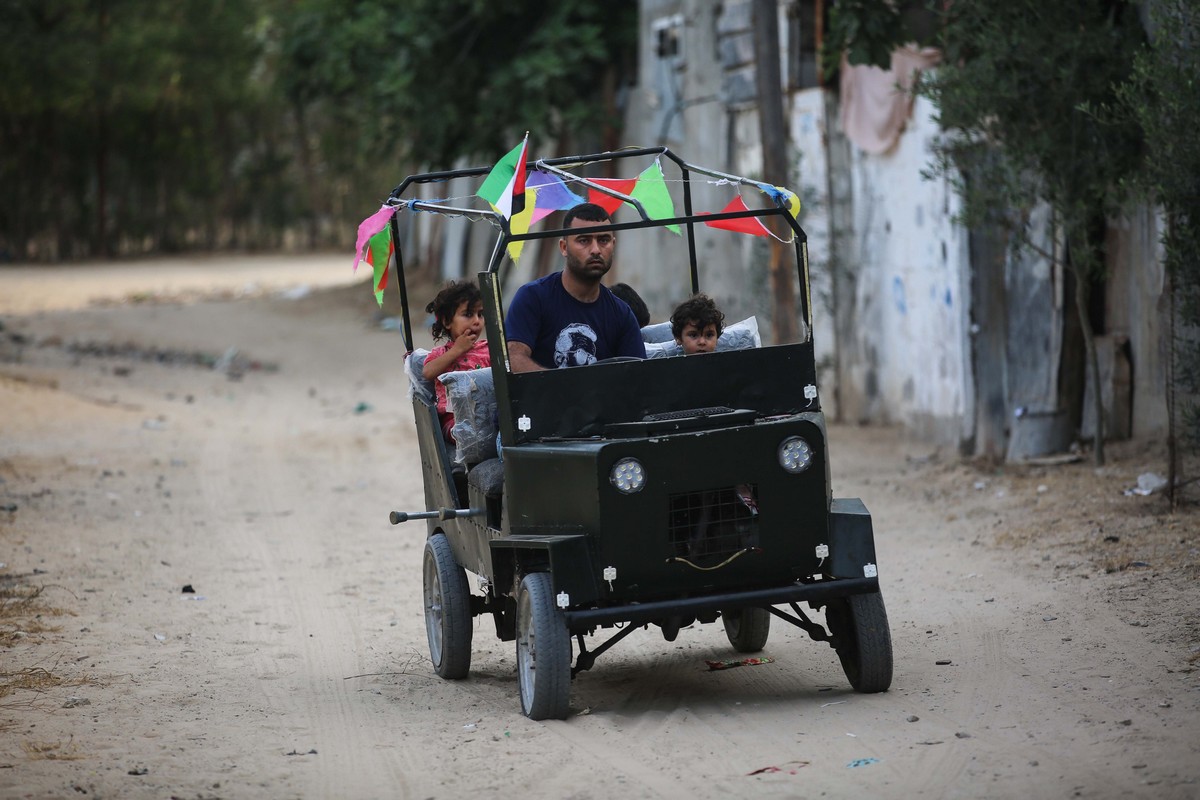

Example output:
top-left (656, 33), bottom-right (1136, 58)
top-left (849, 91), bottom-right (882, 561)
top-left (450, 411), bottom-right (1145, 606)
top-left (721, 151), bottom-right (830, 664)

top-left (1, 258), bottom-right (1196, 799)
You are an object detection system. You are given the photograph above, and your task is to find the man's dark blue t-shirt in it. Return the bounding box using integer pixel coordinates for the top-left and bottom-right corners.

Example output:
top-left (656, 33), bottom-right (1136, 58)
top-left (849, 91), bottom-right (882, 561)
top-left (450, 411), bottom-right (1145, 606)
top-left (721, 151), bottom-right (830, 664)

top-left (505, 272), bottom-right (647, 368)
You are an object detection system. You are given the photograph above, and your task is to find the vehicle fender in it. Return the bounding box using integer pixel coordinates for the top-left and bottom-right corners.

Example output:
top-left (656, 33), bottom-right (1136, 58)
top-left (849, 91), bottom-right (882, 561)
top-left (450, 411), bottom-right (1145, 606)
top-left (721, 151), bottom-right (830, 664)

top-left (827, 498), bottom-right (879, 580)
top-left (490, 534), bottom-right (599, 605)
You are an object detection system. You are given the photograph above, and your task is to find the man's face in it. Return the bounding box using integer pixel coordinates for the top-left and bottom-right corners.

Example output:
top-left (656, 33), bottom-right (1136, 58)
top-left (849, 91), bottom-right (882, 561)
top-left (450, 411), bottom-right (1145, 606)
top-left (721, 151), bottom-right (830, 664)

top-left (560, 218), bottom-right (615, 283)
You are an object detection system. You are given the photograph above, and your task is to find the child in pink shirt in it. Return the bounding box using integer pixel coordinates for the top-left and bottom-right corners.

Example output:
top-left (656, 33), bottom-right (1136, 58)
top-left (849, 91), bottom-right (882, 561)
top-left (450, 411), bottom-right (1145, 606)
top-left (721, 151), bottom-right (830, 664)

top-left (422, 281), bottom-right (491, 442)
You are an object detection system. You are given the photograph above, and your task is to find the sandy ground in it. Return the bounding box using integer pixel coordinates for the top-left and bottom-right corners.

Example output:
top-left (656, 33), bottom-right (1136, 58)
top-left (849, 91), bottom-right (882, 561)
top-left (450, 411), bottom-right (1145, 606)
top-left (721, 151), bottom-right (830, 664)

top-left (0, 256), bottom-right (1197, 800)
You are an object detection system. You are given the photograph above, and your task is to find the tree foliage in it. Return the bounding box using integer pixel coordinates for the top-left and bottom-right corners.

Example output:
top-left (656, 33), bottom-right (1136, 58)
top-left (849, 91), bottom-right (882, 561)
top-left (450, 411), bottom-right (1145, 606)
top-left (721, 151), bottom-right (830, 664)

top-left (1114, 0), bottom-right (1200, 483)
top-left (917, 0), bottom-right (1146, 463)
top-left (822, 0), bottom-right (938, 77)
top-left (822, 0), bottom-right (910, 74)
top-left (0, 0), bottom-right (281, 258)
top-left (0, 0), bottom-right (638, 261)
top-left (277, 0), bottom-right (638, 169)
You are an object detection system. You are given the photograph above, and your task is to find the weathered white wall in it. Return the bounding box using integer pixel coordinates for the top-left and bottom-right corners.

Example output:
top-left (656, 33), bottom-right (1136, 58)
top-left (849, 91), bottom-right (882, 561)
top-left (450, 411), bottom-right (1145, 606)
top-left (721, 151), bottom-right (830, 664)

top-left (626, 1), bottom-right (973, 445)
top-left (839, 95), bottom-right (972, 443)
top-left (1106, 204), bottom-right (1170, 437)
top-left (787, 89), bottom-right (836, 390)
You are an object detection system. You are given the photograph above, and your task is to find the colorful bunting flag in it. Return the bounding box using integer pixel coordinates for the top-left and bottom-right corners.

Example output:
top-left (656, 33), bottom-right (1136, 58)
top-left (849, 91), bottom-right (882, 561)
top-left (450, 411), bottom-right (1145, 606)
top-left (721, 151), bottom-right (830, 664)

top-left (506, 187), bottom-right (539, 263)
top-left (758, 183), bottom-right (802, 218)
top-left (352, 205), bottom-right (397, 271)
top-left (526, 170), bottom-right (585, 223)
top-left (365, 226), bottom-right (393, 307)
top-left (586, 178), bottom-right (638, 215)
top-left (630, 161), bottom-right (680, 234)
top-left (477, 134), bottom-right (529, 219)
top-left (701, 195), bottom-right (771, 237)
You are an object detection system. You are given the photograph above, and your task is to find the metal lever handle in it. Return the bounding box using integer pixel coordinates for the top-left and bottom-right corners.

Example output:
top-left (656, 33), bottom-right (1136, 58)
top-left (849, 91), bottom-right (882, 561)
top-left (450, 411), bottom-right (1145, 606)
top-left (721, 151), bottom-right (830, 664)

top-left (390, 507), bottom-right (484, 525)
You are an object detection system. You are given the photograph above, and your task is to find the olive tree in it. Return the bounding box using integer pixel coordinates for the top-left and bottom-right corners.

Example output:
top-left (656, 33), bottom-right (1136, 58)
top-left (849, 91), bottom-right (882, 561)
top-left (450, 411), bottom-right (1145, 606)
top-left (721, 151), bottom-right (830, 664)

top-left (916, 0), bottom-right (1146, 465)
top-left (1115, 0), bottom-right (1200, 502)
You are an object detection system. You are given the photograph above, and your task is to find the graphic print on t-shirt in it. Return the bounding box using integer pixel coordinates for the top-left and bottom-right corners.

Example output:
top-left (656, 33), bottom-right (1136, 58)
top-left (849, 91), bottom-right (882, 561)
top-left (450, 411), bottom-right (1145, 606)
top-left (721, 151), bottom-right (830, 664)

top-left (554, 323), bottom-right (598, 367)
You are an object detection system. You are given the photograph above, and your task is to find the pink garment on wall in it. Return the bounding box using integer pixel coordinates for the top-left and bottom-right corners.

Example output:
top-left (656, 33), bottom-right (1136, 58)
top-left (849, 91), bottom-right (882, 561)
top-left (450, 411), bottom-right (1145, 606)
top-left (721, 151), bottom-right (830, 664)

top-left (838, 47), bottom-right (942, 155)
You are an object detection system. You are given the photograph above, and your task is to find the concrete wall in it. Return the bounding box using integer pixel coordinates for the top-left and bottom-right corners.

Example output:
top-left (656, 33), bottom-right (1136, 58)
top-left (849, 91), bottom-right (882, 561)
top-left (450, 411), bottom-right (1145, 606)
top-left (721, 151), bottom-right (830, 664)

top-left (1106, 204), bottom-right (1170, 437)
top-left (624, 0), bottom-right (1175, 454)
top-left (627, 0), bottom-right (972, 446)
top-left (622, 0), bottom-right (758, 326)
top-left (837, 95), bottom-right (972, 444)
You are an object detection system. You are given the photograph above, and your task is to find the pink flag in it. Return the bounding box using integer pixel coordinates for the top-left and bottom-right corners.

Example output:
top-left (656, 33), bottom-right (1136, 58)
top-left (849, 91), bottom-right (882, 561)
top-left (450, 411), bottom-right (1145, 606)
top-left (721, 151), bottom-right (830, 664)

top-left (352, 205), bottom-right (397, 271)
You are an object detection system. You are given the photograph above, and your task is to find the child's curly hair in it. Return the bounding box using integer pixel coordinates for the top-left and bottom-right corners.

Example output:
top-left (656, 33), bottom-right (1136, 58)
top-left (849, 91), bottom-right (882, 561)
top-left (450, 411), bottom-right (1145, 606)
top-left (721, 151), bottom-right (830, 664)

top-left (425, 280), bottom-right (481, 342)
top-left (670, 294), bottom-right (725, 340)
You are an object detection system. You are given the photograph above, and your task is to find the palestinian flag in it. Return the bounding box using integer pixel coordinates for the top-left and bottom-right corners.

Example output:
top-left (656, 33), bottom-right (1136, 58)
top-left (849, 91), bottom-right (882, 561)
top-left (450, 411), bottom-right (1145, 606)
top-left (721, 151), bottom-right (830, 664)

top-left (477, 134), bottom-right (530, 219)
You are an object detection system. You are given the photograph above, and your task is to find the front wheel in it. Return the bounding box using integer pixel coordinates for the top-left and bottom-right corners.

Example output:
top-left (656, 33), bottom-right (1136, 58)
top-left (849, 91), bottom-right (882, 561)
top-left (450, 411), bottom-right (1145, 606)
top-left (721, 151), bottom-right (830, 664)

top-left (826, 592), bottom-right (893, 693)
top-left (722, 607), bottom-right (771, 652)
top-left (515, 573), bottom-right (571, 720)
top-left (422, 533), bottom-right (472, 679)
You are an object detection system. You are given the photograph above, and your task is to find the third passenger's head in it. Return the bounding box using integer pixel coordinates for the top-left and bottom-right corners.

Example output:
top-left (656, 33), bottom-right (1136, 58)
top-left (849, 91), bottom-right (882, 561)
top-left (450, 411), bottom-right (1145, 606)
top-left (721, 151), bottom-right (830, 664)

top-left (671, 294), bottom-right (725, 355)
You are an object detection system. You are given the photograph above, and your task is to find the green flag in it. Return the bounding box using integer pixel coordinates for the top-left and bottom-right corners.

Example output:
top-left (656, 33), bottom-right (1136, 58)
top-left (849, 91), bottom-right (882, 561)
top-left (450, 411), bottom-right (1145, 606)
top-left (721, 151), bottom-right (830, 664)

top-left (630, 161), bottom-right (680, 235)
top-left (366, 227), bottom-right (392, 307)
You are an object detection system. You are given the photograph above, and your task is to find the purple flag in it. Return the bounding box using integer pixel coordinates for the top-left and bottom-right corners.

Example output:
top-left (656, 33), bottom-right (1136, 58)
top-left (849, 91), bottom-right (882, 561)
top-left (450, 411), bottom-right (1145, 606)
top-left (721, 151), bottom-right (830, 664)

top-left (526, 170), bottom-right (585, 223)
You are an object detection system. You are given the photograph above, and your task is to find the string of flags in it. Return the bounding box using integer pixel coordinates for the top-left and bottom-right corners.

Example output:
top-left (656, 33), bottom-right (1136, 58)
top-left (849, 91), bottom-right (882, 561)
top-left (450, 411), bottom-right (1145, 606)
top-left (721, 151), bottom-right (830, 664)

top-left (352, 136), bottom-right (802, 305)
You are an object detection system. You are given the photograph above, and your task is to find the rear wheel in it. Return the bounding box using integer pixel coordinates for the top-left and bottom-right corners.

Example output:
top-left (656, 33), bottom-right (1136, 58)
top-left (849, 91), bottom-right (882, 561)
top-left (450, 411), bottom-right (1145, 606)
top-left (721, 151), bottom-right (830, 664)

top-left (826, 592), bottom-right (892, 693)
top-left (515, 573), bottom-right (571, 720)
top-left (722, 607), bottom-right (771, 652)
top-left (422, 533), bottom-right (472, 679)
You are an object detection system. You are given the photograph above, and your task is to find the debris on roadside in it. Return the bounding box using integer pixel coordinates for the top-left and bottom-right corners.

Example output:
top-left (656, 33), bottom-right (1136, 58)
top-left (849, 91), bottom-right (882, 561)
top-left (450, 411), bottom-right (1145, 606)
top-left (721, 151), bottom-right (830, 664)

top-left (747, 761), bottom-right (810, 775)
top-left (705, 656), bottom-right (775, 671)
top-left (278, 285), bottom-right (312, 300)
top-left (1124, 472), bottom-right (1168, 496)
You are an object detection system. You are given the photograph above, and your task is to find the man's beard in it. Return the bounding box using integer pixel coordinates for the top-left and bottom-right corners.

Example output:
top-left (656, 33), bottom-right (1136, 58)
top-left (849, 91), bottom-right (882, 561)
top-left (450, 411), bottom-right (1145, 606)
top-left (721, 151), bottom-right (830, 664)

top-left (566, 252), bottom-right (611, 283)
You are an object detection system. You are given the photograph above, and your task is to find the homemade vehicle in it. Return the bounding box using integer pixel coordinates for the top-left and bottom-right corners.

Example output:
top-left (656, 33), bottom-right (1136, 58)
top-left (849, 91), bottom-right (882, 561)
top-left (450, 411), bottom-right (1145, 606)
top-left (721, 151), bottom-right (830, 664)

top-left (386, 147), bottom-right (892, 720)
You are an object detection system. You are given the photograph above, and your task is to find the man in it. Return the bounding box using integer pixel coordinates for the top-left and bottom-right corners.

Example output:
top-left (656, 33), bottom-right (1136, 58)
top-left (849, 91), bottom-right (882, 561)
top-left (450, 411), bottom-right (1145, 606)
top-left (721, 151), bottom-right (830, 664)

top-left (505, 203), bottom-right (647, 372)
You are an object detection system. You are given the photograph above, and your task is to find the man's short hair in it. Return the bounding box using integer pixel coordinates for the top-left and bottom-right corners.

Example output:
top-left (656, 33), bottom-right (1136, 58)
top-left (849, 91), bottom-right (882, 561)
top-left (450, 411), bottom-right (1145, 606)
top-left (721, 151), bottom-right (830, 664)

top-left (563, 202), bottom-right (613, 229)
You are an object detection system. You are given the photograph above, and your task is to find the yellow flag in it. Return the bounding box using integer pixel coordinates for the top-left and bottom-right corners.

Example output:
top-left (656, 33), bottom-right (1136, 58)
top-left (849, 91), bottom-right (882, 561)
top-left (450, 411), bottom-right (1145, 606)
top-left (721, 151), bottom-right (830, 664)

top-left (505, 187), bottom-right (538, 263)
top-left (773, 185), bottom-right (801, 218)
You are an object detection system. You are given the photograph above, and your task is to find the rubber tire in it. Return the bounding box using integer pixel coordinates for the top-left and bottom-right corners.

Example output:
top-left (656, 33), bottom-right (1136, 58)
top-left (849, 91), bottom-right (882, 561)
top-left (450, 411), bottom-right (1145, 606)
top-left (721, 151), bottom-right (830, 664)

top-left (722, 607), bottom-right (771, 652)
top-left (826, 592), bottom-right (893, 693)
top-left (422, 533), bottom-right (472, 679)
top-left (515, 573), bottom-right (571, 720)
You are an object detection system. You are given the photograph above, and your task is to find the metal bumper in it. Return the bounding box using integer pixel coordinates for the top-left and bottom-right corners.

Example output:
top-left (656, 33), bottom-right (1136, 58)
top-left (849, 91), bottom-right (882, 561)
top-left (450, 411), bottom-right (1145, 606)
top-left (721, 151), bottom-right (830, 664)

top-left (561, 576), bottom-right (879, 629)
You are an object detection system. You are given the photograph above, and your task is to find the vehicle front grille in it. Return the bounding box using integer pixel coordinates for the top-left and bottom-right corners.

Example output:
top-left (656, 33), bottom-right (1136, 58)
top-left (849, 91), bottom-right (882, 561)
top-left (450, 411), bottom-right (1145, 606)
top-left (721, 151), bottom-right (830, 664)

top-left (667, 484), bottom-right (760, 565)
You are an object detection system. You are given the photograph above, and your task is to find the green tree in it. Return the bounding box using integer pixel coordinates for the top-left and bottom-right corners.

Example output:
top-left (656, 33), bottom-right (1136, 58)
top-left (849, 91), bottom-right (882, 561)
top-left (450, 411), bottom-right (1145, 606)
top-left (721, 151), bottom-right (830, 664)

top-left (1115, 0), bottom-right (1200, 502)
top-left (0, 1), bottom-right (287, 260)
top-left (918, 0), bottom-right (1146, 465)
top-left (822, 0), bottom-right (909, 74)
top-left (276, 0), bottom-right (638, 183)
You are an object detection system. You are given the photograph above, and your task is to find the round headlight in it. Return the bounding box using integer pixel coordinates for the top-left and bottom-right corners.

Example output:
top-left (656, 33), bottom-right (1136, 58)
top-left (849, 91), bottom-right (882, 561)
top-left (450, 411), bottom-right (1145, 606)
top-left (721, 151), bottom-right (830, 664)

top-left (610, 457), bottom-right (646, 494)
top-left (778, 436), bottom-right (813, 474)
